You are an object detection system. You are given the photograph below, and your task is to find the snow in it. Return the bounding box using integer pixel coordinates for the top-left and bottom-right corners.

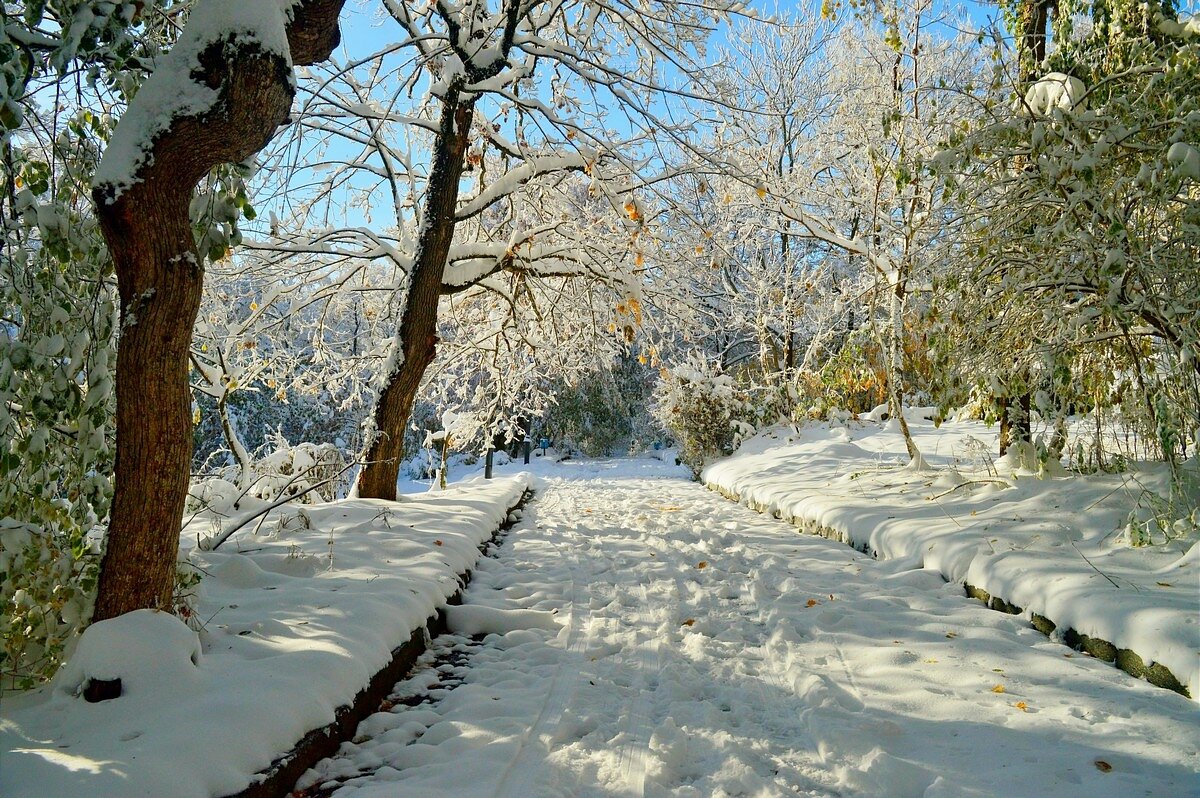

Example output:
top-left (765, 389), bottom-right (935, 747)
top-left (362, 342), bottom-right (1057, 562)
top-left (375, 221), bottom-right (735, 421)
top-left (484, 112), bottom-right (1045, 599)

top-left (0, 475), bottom-right (530, 798)
top-left (444, 604), bottom-right (562, 636)
top-left (293, 457), bottom-right (1198, 797)
top-left (703, 418), bottom-right (1200, 699)
top-left (54, 610), bottom-right (202, 694)
top-left (4, 445), bottom-right (1197, 797)
top-left (93, 0), bottom-right (293, 199)
top-left (1022, 72), bottom-right (1087, 115)
top-left (1168, 141), bottom-right (1200, 181)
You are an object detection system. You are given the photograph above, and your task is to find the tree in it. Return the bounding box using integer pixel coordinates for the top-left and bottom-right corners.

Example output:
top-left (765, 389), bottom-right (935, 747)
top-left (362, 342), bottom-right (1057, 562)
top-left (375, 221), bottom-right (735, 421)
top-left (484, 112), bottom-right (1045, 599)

top-left (0, 0), bottom-right (178, 684)
top-left (310, 0), bottom-right (750, 499)
top-left (657, 3), bottom-right (982, 456)
top-left (89, 0), bottom-right (346, 622)
top-left (934, 1), bottom-right (1200, 467)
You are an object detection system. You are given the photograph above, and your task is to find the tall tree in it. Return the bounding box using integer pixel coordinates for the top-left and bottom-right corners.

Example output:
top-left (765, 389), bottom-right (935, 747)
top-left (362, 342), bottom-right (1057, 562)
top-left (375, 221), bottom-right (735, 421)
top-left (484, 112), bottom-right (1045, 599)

top-left (339, 0), bottom-right (747, 499)
top-left (89, 0), bottom-right (346, 622)
top-left (1, 0), bottom-right (178, 684)
top-left (934, 0), bottom-right (1200, 466)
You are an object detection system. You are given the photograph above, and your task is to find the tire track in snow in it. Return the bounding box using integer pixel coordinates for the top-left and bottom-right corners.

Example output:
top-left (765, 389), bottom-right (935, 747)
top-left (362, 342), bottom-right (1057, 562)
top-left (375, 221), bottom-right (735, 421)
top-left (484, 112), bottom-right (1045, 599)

top-left (612, 581), bottom-right (663, 797)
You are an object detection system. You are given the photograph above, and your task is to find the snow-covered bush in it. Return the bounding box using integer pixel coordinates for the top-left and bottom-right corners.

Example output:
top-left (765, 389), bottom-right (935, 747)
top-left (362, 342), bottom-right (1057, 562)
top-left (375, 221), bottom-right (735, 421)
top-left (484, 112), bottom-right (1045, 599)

top-left (934, 4), bottom-right (1200, 468)
top-left (1, 116), bottom-right (117, 687)
top-left (187, 438), bottom-right (346, 515)
top-left (653, 356), bottom-right (754, 476)
top-left (254, 439), bottom-right (346, 503)
top-left (542, 359), bottom-right (655, 457)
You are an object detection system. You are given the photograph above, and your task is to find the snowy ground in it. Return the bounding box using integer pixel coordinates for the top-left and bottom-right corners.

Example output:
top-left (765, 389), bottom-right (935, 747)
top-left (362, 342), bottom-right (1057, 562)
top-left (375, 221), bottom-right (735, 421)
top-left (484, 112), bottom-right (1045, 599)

top-left (0, 476), bottom-right (529, 798)
top-left (296, 458), bottom-right (1199, 798)
top-left (705, 416), bottom-right (1199, 698)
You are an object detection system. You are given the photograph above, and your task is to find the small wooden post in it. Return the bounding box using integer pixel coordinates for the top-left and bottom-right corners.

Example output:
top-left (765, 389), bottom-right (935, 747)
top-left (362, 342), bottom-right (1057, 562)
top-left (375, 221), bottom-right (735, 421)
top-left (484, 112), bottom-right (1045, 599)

top-left (523, 439), bottom-right (531, 464)
top-left (485, 447), bottom-right (494, 479)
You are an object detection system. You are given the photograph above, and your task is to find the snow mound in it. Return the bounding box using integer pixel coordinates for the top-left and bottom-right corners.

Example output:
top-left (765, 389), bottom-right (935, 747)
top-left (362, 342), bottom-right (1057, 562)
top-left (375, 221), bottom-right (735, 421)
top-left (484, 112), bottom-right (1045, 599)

top-left (54, 609), bottom-right (201, 697)
top-left (444, 604), bottom-right (561, 636)
top-left (1022, 72), bottom-right (1087, 115)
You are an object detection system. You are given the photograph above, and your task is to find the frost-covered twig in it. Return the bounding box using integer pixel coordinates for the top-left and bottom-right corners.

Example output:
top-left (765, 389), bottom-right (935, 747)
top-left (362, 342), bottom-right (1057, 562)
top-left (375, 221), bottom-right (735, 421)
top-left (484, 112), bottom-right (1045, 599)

top-left (206, 461), bottom-right (360, 551)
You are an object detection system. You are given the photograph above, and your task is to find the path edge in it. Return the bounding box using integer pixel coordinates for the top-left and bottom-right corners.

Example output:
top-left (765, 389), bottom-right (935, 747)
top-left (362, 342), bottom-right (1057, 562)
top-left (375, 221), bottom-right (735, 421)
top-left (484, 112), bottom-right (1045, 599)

top-left (222, 488), bottom-right (534, 798)
top-left (705, 482), bottom-right (1189, 698)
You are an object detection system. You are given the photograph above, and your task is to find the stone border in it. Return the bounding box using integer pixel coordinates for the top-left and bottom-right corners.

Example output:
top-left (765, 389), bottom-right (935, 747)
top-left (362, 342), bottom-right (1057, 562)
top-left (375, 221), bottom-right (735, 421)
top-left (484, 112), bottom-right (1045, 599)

top-left (963, 583), bottom-right (1187, 696)
top-left (223, 488), bottom-right (533, 798)
top-left (707, 483), bottom-right (1189, 699)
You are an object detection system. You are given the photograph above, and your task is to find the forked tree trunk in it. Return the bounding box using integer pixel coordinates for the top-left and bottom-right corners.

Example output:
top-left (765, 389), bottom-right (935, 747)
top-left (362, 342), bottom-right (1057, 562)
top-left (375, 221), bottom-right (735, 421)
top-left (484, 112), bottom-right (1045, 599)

top-left (356, 92), bottom-right (476, 500)
top-left (91, 3), bottom-right (345, 623)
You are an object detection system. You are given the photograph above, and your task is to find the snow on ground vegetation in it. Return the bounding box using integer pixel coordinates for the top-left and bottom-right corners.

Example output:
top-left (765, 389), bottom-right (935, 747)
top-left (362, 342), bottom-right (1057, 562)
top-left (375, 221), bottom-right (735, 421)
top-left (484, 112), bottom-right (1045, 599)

top-left (703, 415), bottom-right (1199, 699)
top-left (0, 476), bottom-right (529, 798)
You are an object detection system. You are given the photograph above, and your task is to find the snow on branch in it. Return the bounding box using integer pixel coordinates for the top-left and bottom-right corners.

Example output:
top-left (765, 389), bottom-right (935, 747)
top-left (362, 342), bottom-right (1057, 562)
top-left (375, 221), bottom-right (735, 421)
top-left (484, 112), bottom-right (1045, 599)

top-left (93, 0), bottom-right (293, 199)
top-left (456, 152), bottom-right (591, 220)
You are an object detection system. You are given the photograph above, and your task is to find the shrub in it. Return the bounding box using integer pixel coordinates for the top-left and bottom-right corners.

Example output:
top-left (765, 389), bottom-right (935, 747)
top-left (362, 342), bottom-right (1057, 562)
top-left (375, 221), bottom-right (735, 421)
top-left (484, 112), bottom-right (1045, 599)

top-left (653, 355), bottom-right (753, 476)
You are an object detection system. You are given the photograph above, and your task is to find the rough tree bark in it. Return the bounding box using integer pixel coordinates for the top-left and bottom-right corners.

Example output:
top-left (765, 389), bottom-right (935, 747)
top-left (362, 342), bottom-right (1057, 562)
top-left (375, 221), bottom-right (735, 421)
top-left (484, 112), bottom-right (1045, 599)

top-left (995, 0), bottom-right (1054, 457)
top-left (355, 92), bottom-right (476, 500)
top-left (91, 1), bottom-right (345, 623)
top-left (355, 0), bottom-right (523, 499)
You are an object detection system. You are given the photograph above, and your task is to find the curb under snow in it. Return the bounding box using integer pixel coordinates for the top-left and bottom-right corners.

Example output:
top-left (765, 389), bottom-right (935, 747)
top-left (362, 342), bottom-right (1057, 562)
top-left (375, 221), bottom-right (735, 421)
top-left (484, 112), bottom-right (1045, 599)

top-left (227, 488), bottom-right (533, 798)
top-left (0, 476), bottom-right (533, 798)
top-left (705, 481), bottom-right (1188, 698)
top-left (701, 424), bottom-right (1196, 701)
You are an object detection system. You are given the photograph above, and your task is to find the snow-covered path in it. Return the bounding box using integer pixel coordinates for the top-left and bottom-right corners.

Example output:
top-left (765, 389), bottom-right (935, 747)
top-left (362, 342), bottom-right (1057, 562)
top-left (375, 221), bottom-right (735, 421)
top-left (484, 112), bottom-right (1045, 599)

top-left (298, 461), bottom-right (1199, 798)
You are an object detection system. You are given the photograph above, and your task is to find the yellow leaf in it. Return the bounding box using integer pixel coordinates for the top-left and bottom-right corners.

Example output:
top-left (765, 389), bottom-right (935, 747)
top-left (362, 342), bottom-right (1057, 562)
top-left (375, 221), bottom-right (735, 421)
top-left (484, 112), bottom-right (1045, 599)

top-left (805, 598), bottom-right (818, 608)
top-left (635, 253), bottom-right (645, 266)
top-left (250, 301), bottom-right (259, 311)
top-left (1014, 701), bottom-right (1028, 711)
top-left (755, 186), bottom-right (767, 199)
top-left (991, 684), bottom-right (1006, 693)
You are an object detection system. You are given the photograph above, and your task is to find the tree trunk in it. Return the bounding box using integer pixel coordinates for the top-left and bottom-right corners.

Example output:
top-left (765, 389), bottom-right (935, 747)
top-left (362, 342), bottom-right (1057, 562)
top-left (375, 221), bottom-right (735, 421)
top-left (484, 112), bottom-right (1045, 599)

top-left (356, 92), bottom-right (476, 500)
top-left (217, 392), bottom-right (255, 493)
top-left (1017, 0), bottom-right (1055, 81)
top-left (91, 4), bottom-right (345, 623)
top-left (887, 271), bottom-right (921, 462)
top-left (998, 392), bottom-right (1031, 456)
